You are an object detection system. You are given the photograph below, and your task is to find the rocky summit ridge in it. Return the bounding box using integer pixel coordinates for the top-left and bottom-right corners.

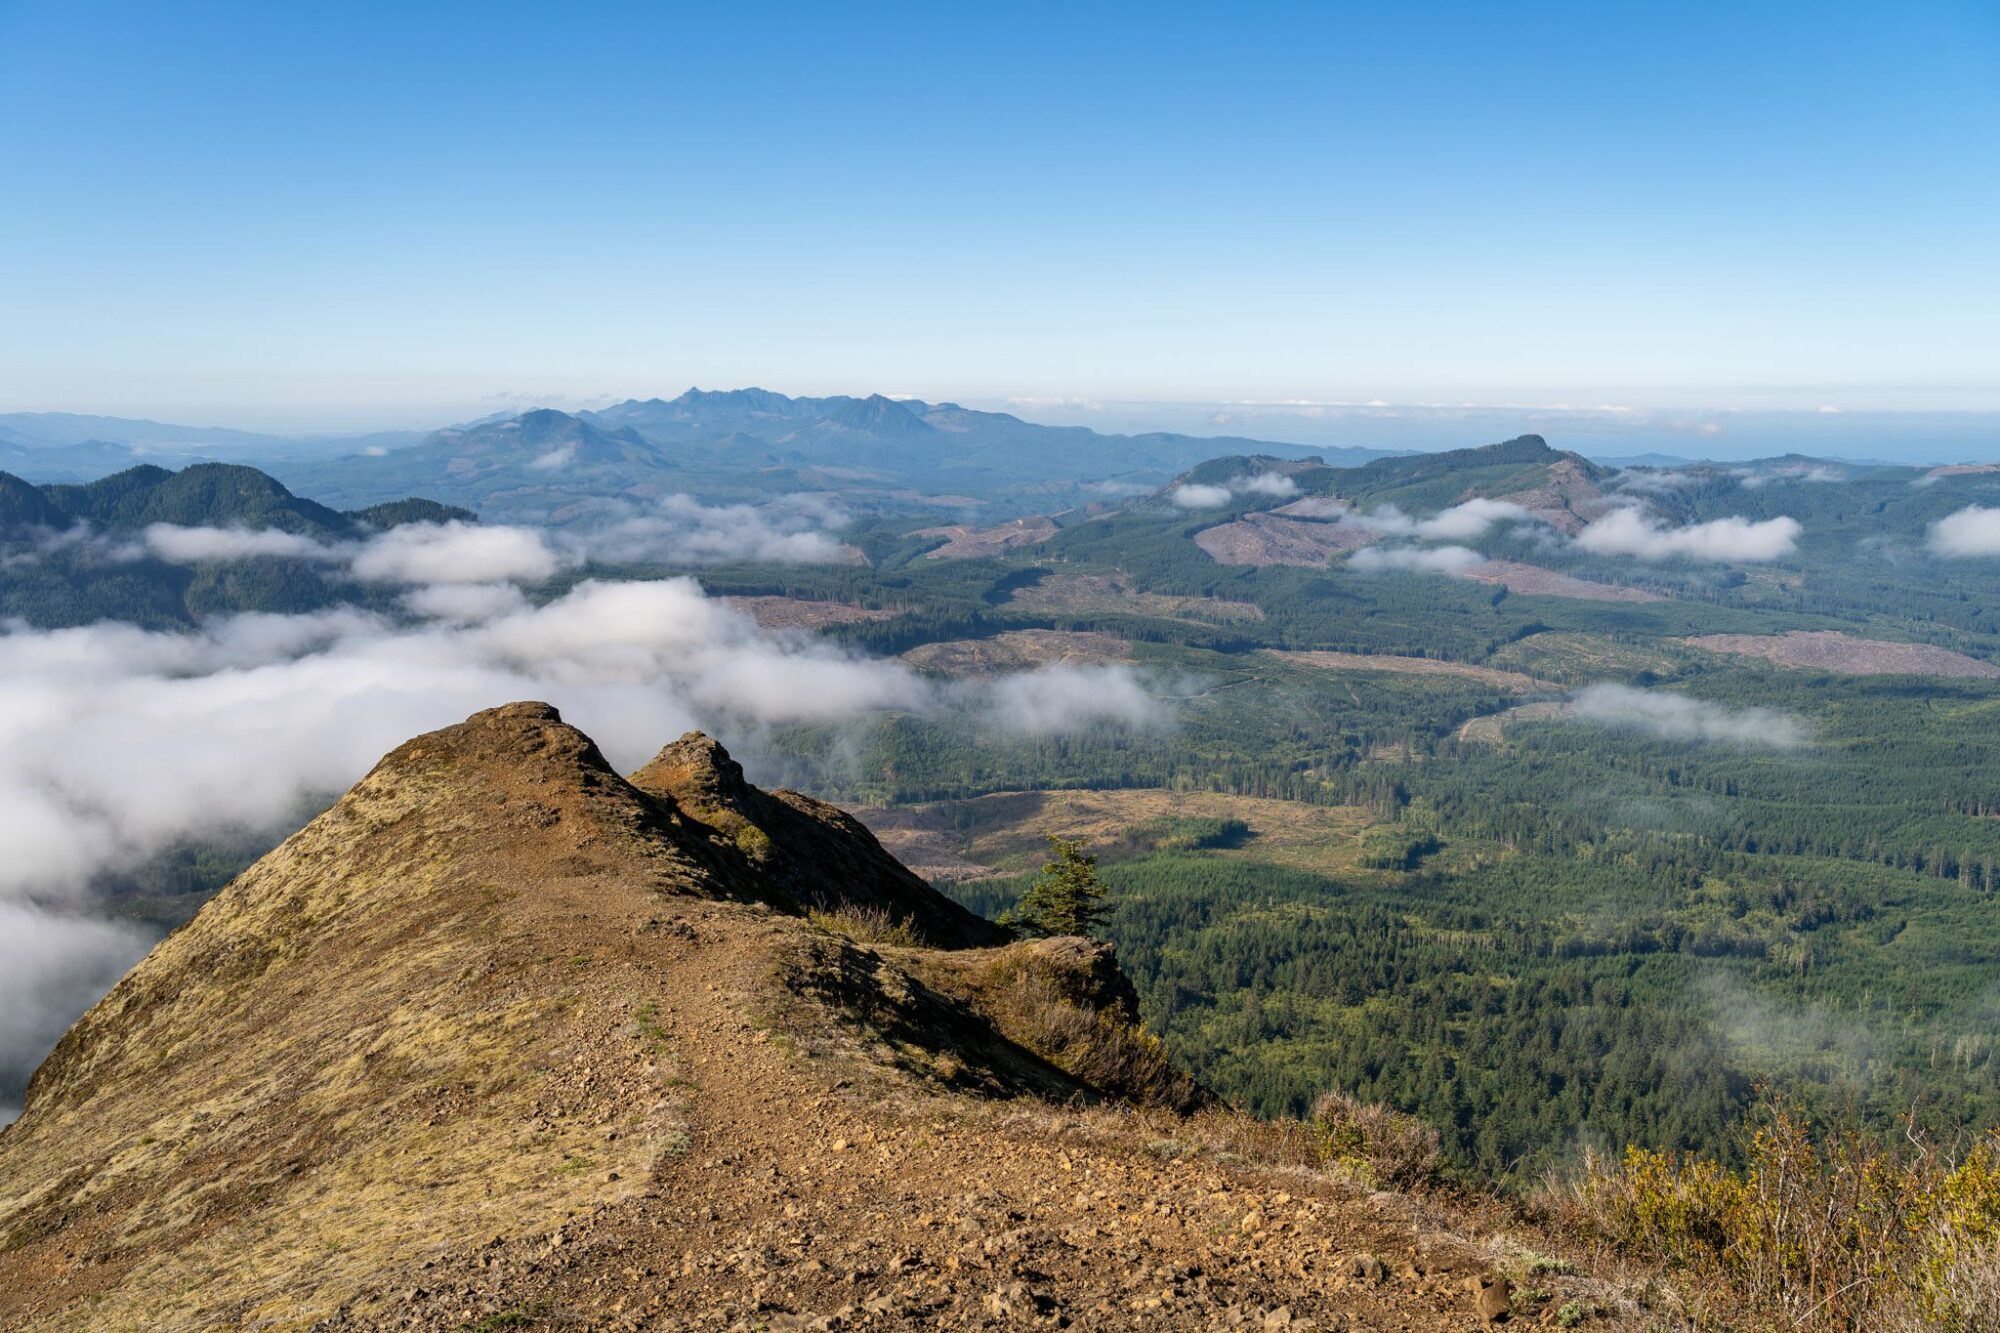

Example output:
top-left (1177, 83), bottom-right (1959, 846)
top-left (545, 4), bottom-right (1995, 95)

top-left (0, 703), bottom-right (1636, 1331)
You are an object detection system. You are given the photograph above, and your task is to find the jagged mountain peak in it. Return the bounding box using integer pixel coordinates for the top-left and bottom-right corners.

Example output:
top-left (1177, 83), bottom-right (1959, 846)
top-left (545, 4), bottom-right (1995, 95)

top-left (633, 727), bottom-right (753, 811)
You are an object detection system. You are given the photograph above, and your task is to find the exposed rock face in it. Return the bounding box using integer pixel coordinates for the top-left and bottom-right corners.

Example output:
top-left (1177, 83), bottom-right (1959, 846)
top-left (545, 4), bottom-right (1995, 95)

top-left (0, 703), bottom-right (1623, 1331)
top-left (630, 731), bottom-right (1007, 949)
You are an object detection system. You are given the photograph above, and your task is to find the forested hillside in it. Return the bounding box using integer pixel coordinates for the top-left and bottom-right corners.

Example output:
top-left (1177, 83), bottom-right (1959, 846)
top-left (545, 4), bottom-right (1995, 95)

top-left (54, 436), bottom-right (2000, 1192)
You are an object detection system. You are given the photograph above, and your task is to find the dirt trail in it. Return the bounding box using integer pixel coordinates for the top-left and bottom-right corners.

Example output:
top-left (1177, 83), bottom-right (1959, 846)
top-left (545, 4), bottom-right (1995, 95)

top-left (312, 883), bottom-right (1620, 1331)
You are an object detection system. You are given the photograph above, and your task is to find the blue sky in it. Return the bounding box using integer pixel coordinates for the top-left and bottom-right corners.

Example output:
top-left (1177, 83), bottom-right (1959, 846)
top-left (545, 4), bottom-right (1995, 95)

top-left (1, 0), bottom-right (1996, 438)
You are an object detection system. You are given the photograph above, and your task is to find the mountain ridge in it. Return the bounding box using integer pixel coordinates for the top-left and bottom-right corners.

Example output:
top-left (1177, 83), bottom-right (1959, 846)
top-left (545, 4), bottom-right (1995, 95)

top-left (0, 702), bottom-right (1621, 1330)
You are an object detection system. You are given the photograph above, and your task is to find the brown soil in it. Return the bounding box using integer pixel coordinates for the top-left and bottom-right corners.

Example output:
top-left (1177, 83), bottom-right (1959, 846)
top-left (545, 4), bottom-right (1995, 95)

top-left (914, 517), bottom-right (1059, 560)
top-left (1266, 651), bottom-right (1555, 693)
top-left (1485, 459), bottom-right (1610, 536)
top-left (0, 706), bottom-right (1651, 1331)
top-left (1452, 561), bottom-right (1665, 603)
top-left (1456, 701), bottom-right (1573, 744)
top-left (725, 597), bottom-right (900, 631)
top-left (1269, 498), bottom-right (1353, 520)
top-left (1684, 630), bottom-right (2000, 678)
top-left (902, 629), bottom-right (1135, 676)
top-left (1004, 572), bottom-right (1264, 624)
top-left (1195, 514), bottom-right (1375, 568)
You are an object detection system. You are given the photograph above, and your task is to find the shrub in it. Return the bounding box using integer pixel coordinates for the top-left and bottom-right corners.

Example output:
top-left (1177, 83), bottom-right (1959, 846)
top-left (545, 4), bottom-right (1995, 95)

top-left (808, 905), bottom-right (919, 948)
top-left (1555, 1098), bottom-right (2000, 1331)
top-left (1310, 1088), bottom-right (1440, 1190)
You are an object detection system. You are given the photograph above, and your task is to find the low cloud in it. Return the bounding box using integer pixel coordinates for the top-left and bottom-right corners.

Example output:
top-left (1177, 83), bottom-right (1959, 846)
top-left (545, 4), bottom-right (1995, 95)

top-left (1171, 483), bottom-right (1235, 509)
top-left (349, 521), bottom-right (572, 585)
top-left (1571, 684), bottom-right (1807, 748)
top-left (143, 525), bottom-right (338, 564)
top-left (1342, 497), bottom-right (1536, 541)
top-left (1575, 508), bottom-right (1800, 562)
top-left (0, 903), bottom-right (153, 1123)
top-left (977, 664), bottom-right (1166, 735)
top-left (0, 575), bottom-right (1171, 1109)
top-left (1348, 544), bottom-right (1486, 573)
top-left (400, 582), bottom-right (530, 622)
top-left (1170, 472), bottom-right (1299, 510)
top-left (1613, 468), bottom-right (1701, 495)
top-left (1928, 506), bottom-right (2000, 557)
top-left (580, 494), bottom-right (854, 565)
top-left (1237, 472), bottom-right (1300, 498)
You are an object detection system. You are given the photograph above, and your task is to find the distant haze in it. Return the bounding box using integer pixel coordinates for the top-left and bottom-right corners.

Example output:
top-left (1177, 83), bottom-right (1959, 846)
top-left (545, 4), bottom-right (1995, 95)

top-left (4, 393), bottom-right (1998, 468)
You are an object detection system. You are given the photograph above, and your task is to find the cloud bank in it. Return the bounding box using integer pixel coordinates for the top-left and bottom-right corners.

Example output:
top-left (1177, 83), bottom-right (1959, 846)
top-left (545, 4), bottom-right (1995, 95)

top-left (0, 572), bottom-right (1171, 1112)
top-left (350, 521), bottom-right (572, 585)
top-left (1575, 509), bottom-right (1800, 562)
top-left (1343, 497), bottom-right (1536, 541)
top-left (978, 663), bottom-right (1166, 734)
top-left (1571, 684), bottom-right (1807, 748)
top-left (581, 494), bottom-right (855, 565)
top-left (1928, 506), bottom-right (2000, 557)
top-left (1348, 544), bottom-right (1486, 573)
top-left (1169, 472), bottom-right (1301, 509)
top-left (142, 524), bottom-right (339, 564)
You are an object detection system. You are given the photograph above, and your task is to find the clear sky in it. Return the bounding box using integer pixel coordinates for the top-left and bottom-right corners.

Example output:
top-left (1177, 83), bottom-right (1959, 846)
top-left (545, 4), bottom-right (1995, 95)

top-left (1, 0), bottom-right (1996, 432)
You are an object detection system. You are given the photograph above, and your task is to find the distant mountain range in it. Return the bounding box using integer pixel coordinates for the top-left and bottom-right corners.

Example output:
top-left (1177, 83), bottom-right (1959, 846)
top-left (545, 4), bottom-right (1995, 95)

top-left (0, 391), bottom-right (1400, 521)
top-left (271, 389), bottom-right (1406, 521)
top-left (2, 393), bottom-right (1971, 527)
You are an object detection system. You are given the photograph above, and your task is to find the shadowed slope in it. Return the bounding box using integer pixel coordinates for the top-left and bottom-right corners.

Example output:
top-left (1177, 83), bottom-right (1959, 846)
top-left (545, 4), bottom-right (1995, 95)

top-left (630, 731), bottom-right (1007, 949)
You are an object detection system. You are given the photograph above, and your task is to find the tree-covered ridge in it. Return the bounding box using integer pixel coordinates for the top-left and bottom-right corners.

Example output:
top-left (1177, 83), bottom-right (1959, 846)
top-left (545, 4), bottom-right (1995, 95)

top-left (0, 462), bottom-right (472, 627)
top-left (7, 461), bottom-right (473, 539)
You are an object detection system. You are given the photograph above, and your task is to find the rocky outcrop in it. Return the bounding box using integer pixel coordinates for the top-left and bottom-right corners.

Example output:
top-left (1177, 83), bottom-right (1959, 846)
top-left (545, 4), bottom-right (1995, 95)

top-left (631, 730), bottom-right (1008, 949)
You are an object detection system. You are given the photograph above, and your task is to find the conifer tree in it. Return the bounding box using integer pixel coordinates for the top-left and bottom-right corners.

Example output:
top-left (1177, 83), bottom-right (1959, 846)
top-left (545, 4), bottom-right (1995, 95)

top-left (1004, 835), bottom-right (1109, 938)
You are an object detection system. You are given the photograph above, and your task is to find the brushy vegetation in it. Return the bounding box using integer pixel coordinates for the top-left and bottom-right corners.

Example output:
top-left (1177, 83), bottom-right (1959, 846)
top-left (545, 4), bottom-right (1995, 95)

top-left (1002, 968), bottom-right (1204, 1113)
top-left (807, 904), bottom-right (920, 948)
top-left (1545, 1099), bottom-right (2000, 1331)
top-left (1309, 1088), bottom-right (1440, 1190)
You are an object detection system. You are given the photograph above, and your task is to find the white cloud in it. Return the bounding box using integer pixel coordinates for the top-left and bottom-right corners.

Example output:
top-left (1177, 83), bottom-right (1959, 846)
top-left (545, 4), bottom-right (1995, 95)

top-left (1613, 468), bottom-right (1701, 495)
top-left (1005, 396), bottom-right (1102, 412)
top-left (1171, 483), bottom-right (1235, 509)
top-left (349, 520), bottom-right (571, 585)
top-left (1237, 472), bottom-right (1300, 498)
top-left (1575, 508), bottom-right (1800, 562)
top-left (1348, 544), bottom-right (1486, 573)
top-left (142, 524), bottom-right (338, 564)
top-left (1171, 472), bottom-right (1299, 509)
top-left (1342, 497), bottom-right (1537, 541)
top-left (1928, 506), bottom-right (2000, 557)
top-left (580, 494), bottom-right (854, 565)
top-left (0, 903), bottom-right (152, 1123)
top-left (401, 582), bottom-right (530, 622)
top-left (1571, 683), bottom-right (1807, 748)
top-left (0, 578), bottom-right (1167, 912)
top-left (528, 444), bottom-right (576, 470)
top-left (977, 664), bottom-right (1165, 735)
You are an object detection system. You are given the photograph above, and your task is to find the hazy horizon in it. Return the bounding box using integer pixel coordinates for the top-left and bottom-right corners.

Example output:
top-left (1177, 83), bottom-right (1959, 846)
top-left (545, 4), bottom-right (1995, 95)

top-left (4, 390), bottom-right (1997, 466)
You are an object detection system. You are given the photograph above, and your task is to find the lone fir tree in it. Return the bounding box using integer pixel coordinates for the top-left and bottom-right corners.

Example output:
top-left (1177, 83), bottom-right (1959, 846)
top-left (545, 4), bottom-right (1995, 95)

top-left (1004, 835), bottom-right (1108, 938)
